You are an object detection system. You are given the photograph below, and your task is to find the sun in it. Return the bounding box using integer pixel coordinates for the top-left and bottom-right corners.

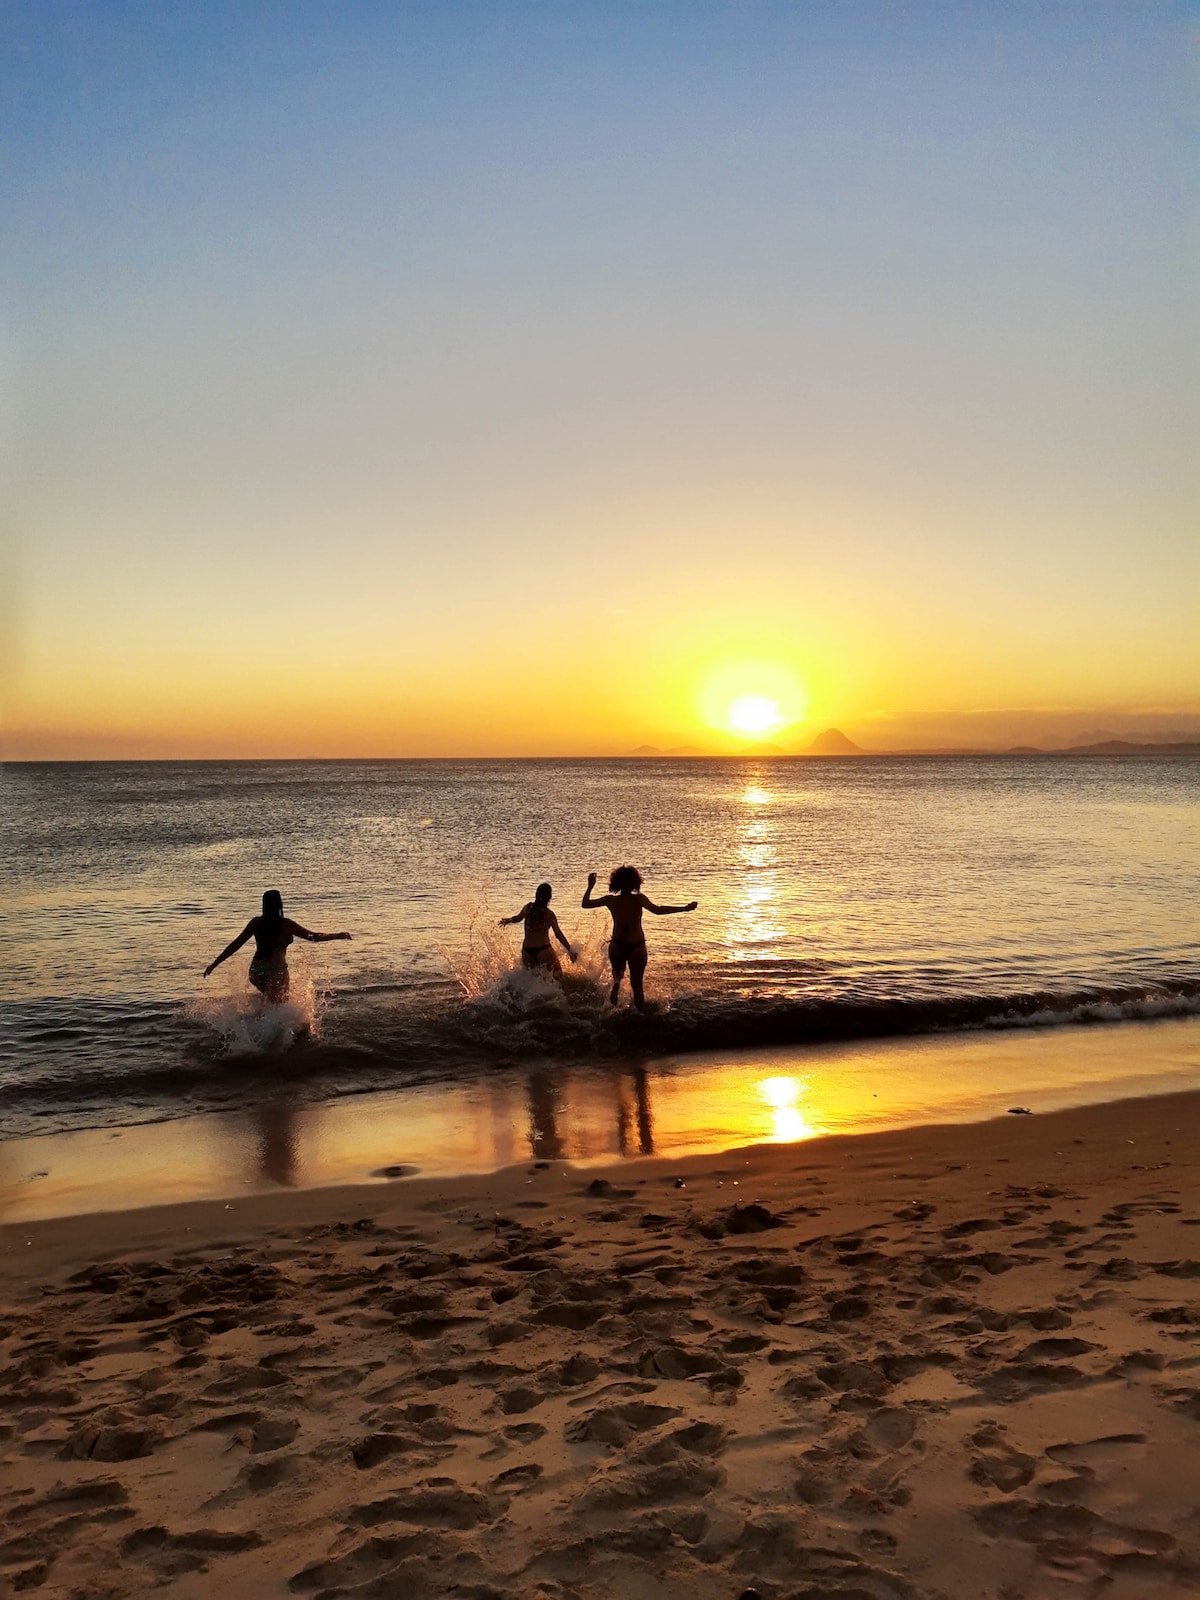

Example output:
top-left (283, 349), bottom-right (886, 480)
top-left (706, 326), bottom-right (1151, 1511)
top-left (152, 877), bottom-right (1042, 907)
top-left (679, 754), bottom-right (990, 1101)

top-left (727, 693), bottom-right (784, 737)
top-left (697, 660), bottom-right (807, 741)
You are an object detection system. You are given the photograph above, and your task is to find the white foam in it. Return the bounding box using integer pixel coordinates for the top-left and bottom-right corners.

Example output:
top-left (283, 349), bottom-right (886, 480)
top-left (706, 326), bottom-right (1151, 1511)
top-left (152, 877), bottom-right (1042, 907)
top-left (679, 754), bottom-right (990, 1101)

top-left (187, 960), bottom-right (326, 1057)
top-left (440, 891), bottom-right (613, 1010)
top-left (983, 991), bottom-right (1200, 1031)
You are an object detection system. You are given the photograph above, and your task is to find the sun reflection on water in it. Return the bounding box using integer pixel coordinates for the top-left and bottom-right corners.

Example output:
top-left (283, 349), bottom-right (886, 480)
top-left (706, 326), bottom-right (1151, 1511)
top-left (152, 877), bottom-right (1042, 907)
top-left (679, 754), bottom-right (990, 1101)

top-left (729, 771), bottom-right (785, 960)
top-left (756, 1074), bottom-right (820, 1142)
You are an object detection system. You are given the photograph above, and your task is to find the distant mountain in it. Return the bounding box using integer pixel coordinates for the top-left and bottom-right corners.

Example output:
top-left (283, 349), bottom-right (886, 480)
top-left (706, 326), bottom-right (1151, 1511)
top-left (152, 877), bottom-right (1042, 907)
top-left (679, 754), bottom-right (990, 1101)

top-left (1063, 739), bottom-right (1200, 757)
top-left (1051, 728), bottom-right (1200, 750)
top-left (731, 741), bottom-right (784, 757)
top-left (1059, 727), bottom-right (1122, 747)
top-left (629, 735), bottom-right (1199, 760)
top-left (805, 727), bottom-right (863, 755)
top-left (998, 739), bottom-right (1200, 757)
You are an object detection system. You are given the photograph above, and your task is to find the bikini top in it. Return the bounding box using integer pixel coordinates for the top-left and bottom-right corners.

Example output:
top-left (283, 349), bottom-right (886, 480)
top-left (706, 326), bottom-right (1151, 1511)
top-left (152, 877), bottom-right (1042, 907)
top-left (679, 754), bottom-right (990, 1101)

top-left (253, 919), bottom-right (294, 960)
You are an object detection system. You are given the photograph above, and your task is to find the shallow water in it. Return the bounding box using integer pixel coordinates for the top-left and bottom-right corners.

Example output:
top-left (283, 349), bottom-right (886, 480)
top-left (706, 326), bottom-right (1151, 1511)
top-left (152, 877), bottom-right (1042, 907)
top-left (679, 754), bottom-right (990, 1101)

top-left (2, 756), bottom-right (1198, 1137)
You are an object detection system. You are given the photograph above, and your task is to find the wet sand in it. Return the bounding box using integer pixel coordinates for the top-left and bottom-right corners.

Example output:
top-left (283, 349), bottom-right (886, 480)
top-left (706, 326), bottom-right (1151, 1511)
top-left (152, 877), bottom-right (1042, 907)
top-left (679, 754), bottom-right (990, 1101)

top-left (3, 1087), bottom-right (1199, 1598)
top-left (4, 1016), bottom-right (1199, 1224)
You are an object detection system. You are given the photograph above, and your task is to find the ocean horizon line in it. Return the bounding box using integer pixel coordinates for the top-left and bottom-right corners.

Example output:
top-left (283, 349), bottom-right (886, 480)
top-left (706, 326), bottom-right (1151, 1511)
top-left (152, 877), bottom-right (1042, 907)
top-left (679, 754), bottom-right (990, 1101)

top-left (4, 742), bottom-right (1200, 766)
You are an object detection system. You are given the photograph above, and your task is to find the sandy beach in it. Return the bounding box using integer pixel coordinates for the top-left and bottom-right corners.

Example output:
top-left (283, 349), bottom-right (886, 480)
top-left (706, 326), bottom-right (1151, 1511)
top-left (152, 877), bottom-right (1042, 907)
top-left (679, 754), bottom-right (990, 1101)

top-left (3, 1085), bottom-right (1199, 1599)
top-left (8, 0), bottom-right (1197, 1592)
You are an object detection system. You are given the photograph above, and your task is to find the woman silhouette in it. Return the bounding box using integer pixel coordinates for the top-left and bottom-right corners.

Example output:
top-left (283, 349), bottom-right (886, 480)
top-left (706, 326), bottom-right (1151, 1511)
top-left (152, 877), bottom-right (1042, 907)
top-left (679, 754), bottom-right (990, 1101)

top-left (582, 866), bottom-right (697, 1011)
top-left (499, 882), bottom-right (577, 982)
top-left (203, 890), bottom-right (351, 1003)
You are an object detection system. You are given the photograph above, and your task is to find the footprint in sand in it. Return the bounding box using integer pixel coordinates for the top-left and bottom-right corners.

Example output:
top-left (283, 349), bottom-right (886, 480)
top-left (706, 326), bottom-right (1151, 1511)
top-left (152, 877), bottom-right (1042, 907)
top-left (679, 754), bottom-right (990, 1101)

top-left (974, 1494), bottom-right (1179, 1582)
top-left (503, 1421), bottom-right (546, 1444)
top-left (1045, 1431), bottom-right (1147, 1466)
top-left (289, 1531), bottom-right (441, 1595)
top-left (489, 1462), bottom-right (542, 1493)
top-left (967, 1422), bottom-right (1037, 1493)
top-left (120, 1525), bottom-right (263, 1579)
top-left (577, 1454), bottom-right (725, 1512)
top-left (351, 1431), bottom-right (428, 1469)
top-left (857, 1407), bottom-right (918, 1454)
top-left (61, 1419), bottom-right (161, 1461)
top-left (566, 1400), bottom-right (681, 1446)
top-left (353, 1478), bottom-right (499, 1531)
top-left (499, 1385), bottom-right (545, 1415)
top-left (250, 1416), bottom-right (299, 1452)
top-left (1110, 1348), bottom-right (1166, 1376)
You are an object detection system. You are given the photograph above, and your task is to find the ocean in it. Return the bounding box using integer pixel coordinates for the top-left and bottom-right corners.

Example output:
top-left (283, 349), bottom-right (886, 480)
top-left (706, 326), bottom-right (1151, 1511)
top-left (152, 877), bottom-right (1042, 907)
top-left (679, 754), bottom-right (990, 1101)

top-left (2, 756), bottom-right (1197, 1145)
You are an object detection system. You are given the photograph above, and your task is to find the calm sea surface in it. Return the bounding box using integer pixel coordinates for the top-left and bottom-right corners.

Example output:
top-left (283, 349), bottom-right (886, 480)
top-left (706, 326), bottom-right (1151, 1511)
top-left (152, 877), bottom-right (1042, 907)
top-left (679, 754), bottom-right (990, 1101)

top-left (2, 758), bottom-right (1197, 1138)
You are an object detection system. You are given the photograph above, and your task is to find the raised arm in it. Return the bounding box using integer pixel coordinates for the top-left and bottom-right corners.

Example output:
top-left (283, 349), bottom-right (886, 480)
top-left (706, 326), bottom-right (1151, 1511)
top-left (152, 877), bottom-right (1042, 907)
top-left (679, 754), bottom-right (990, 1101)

top-left (498, 903), bottom-right (530, 928)
top-left (204, 919), bottom-right (256, 977)
top-left (581, 872), bottom-right (611, 909)
top-left (641, 895), bottom-right (699, 915)
top-left (287, 919), bottom-right (352, 943)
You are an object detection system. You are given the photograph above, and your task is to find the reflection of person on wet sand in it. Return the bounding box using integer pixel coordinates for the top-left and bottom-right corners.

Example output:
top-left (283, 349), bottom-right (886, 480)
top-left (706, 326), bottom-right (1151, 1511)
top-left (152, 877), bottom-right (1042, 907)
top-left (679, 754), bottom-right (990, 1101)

top-left (254, 1100), bottom-right (299, 1187)
top-left (582, 866), bottom-right (697, 1012)
top-left (203, 889), bottom-right (351, 1004)
top-left (499, 882), bottom-right (577, 982)
top-left (614, 1064), bottom-right (655, 1156)
top-left (526, 1068), bottom-right (564, 1161)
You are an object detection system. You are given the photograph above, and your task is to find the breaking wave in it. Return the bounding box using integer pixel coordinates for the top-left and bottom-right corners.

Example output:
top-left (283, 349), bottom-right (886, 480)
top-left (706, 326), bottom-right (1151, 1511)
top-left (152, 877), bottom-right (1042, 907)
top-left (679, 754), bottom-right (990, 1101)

top-left (2, 968), bottom-right (1198, 1138)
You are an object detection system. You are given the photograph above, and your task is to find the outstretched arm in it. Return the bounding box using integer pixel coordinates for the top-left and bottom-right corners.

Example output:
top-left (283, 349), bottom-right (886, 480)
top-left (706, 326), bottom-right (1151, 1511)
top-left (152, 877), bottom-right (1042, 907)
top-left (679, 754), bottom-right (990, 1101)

top-left (288, 920), bottom-right (352, 943)
top-left (204, 920), bottom-right (256, 977)
top-left (498, 904), bottom-right (530, 927)
top-left (549, 912), bottom-right (577, 960)
top-left (642, 896), bottom-right (699, 915)
top-left (581, 872), bottom-right (611, 909)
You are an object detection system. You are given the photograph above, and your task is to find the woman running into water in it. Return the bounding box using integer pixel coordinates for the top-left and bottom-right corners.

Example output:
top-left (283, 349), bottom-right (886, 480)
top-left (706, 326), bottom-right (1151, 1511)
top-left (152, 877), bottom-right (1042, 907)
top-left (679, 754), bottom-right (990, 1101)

top-left (203, 890), bottom-right (351, 1004)
top-left (582, 867), bottom-right (697, 1012)
top-left (499, 882), bottom-right (577, 981)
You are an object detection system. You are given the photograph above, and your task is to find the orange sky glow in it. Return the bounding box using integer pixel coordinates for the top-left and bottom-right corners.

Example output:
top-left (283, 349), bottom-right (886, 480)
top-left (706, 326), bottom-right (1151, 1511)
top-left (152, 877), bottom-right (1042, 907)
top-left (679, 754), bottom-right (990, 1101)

top-left (2, 4), bottom-right (1195, 760)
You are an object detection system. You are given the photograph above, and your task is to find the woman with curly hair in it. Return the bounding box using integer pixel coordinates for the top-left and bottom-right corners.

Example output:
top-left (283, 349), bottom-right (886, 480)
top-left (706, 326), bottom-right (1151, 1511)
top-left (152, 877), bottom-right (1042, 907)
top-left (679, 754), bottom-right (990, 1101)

top-left (581, 866), bottom-right (697, 1011)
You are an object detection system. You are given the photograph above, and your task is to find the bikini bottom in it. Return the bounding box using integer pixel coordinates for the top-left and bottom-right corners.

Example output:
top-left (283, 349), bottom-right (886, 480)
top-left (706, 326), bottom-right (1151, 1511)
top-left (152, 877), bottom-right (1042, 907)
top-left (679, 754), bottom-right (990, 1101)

top-left (608, 938), bottom-right (647, 972)
top-left (249, 958), bottom-right (289, 990)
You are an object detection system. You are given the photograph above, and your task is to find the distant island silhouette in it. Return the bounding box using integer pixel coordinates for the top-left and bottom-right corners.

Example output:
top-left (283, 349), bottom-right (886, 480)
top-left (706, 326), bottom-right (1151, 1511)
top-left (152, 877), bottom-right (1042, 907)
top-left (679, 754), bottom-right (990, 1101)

top-left (631, 727), bottom-right (862, 757)
top-left (805, 727), bottom-right (862, 755)
top-left (629, 730), bottom-right (1199, 759)
top-left (630, 744), bottom-right (707, 757)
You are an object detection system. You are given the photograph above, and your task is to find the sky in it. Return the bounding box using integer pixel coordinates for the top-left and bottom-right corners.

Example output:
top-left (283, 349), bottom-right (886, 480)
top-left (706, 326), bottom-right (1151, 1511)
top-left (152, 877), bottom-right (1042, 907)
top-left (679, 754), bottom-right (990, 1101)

top-left (2, 0), bottom-right (1196, 757)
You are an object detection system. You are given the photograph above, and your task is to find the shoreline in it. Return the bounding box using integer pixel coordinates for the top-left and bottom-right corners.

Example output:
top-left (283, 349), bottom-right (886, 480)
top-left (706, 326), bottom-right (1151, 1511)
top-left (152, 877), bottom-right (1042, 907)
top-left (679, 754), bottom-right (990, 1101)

top-left (3, 1015), bottom-right (1198, 1226)
top-left (3, 1084), bottom-right (1198, 1597)
top-left (4, 1083), bottom-right (1199, 1276)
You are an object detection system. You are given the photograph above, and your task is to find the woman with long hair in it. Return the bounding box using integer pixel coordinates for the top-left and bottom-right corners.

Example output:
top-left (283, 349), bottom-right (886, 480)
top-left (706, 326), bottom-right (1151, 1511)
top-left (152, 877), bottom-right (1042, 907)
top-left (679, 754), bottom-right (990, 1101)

top-left (581, 866), bottom-right (697, 1011)
top-left (499, 881), bottom-right (577, 982)
top-left (203, 890), bottom-right (351, 1004)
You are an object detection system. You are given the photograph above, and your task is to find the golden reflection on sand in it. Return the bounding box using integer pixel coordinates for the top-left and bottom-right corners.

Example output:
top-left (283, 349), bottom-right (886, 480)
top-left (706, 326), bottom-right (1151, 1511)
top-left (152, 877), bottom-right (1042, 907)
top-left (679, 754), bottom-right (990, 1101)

top-left (756, 1074), bottom-right (821, 1143)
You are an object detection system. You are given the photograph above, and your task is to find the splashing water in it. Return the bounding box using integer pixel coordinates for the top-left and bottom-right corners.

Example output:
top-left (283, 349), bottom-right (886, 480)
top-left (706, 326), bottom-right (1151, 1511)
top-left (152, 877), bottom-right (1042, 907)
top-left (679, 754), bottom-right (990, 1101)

top-left (187, 962), bottom-right (327, 1057)
top-left (440, 892), bottom-right (521, 1001)
top-left (435, 892), bottom-right (658, 1051)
